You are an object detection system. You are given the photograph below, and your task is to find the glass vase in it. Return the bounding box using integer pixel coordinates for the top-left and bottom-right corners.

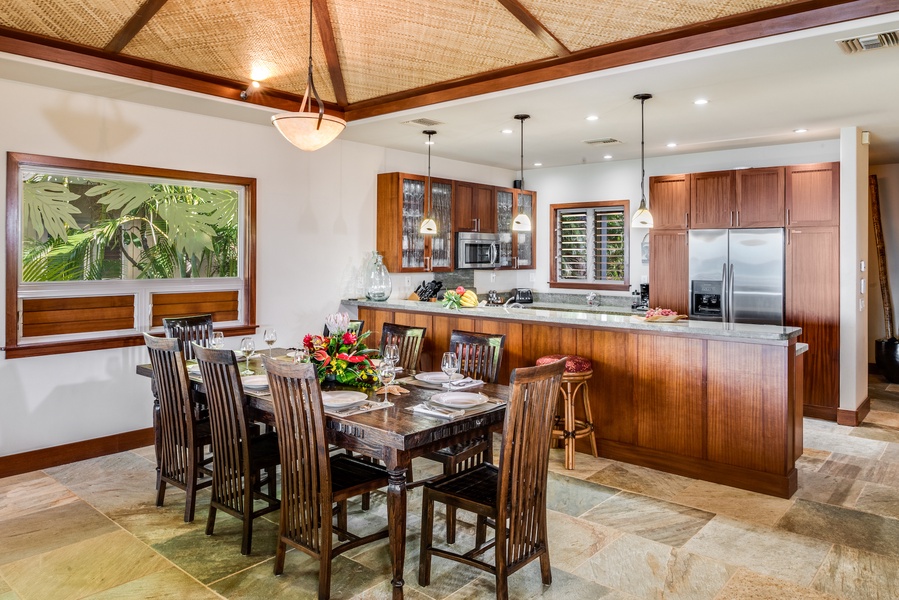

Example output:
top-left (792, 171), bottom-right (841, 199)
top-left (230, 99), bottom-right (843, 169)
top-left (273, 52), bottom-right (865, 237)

top-left (364, 252), bottom-right (392, 301)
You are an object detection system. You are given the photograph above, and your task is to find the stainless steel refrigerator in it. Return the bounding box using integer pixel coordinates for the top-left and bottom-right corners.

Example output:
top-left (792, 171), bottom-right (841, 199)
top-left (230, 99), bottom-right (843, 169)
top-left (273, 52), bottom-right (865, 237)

top-left (688, 228), bottom-right (785, 325)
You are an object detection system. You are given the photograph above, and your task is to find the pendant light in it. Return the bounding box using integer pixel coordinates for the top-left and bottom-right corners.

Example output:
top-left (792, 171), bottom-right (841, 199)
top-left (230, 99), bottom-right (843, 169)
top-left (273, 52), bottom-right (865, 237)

top-left (512, 114), bottom-right (532, 232)
top-left (420, 130), bottom-right (438, 235)
top-left (270, 0), bottom-right (346, 151)
top-left (631, 93), bottom-right (654, 228)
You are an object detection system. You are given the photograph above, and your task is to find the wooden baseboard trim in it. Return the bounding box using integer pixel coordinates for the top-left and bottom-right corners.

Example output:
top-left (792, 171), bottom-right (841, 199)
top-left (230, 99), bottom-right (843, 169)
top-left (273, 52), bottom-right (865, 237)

top-left (803, 404), bottom-right (838, 421)
top-left (0, 428), bottom-right (154, 479)
top-left (837, 396), bottom-right (871, 427)
top-left (599, 440), bottom-right (796, 499)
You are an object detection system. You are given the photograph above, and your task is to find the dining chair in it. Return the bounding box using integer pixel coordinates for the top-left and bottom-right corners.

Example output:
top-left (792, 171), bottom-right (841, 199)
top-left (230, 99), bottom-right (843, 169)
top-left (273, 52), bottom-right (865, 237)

top-left (193, 344), bottom-right (280, 555)
top-left (163, 314), bottom-right (214, 360)
top-left (380, 322), bottom-right (426, 372)
top-left (143, 333), bottom-right (212, 522)
top-left (418, 358), bottom-right (566, 599)
top-left (322, 319), bottom-right (364, 337)
top-left (263, 357), bottom-right (389, 597)
top-left (424, 330), bottom-right (505, 542)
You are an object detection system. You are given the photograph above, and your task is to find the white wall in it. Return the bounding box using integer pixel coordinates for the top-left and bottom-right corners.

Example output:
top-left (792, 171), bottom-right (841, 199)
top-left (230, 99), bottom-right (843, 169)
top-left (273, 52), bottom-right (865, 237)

top-left (868, 163), bottom-right (899, 360)
top-left (0, 76), bottom-right (512, 457)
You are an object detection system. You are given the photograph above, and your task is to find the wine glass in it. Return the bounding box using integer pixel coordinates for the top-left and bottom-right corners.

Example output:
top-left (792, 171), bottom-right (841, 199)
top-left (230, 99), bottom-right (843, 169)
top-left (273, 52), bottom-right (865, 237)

top-left (239, 337), bottom-right (255, 375)
top-left (441, 352), bottom-right (459, 382)
top-left (211, 331), bottom-right (224, 350)
top-left (293, 348), bottom-right (309, 364)
top-left (263, 328), bottom-right (277, 358)
top-left (377, 361), bottom-right (395, 402)
top-left (383, 343), bottom-right (400, 368)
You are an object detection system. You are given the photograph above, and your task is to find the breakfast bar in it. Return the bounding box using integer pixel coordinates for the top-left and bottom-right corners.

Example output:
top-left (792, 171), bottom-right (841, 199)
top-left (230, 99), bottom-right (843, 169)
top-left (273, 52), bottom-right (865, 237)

top-left (344, 299), bottom-right (804, 498)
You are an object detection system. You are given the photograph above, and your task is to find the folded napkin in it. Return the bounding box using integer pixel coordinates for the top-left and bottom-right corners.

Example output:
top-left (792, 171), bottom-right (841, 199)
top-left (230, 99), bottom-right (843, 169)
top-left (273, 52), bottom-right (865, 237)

top-left (411, 404), bottom-right (464, 419)
top-left (442, 377), bottom-right (484, 390)
top-left (374, 385), bottom-right (411, 396)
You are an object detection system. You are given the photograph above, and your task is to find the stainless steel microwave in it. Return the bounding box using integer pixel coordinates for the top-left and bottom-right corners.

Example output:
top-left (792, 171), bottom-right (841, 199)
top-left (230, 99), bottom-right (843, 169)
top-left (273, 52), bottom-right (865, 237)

top-left (456, 232), bottom-right (500, 269)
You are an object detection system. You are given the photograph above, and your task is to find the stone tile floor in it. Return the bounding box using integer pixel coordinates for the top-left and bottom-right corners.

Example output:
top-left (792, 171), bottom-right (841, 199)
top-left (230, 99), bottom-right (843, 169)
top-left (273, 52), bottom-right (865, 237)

top-left (2, 375), bottom-right (899, 599)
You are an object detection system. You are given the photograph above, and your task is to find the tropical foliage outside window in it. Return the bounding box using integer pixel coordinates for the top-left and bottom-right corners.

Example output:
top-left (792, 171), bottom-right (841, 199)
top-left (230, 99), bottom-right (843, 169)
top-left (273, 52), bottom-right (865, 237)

top-left (549, 200), bottom-right (630, 291)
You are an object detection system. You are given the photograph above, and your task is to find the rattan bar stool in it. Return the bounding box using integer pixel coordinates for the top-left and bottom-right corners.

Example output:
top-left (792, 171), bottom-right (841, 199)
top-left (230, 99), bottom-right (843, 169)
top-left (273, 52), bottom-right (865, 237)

top-left (536, 354), bottom-right (598, 469)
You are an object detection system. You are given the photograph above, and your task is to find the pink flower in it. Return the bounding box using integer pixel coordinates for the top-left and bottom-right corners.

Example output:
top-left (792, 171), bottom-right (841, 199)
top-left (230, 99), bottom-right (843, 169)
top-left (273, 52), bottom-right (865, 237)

top-left (456, 286), bottom-right (465, 294)
top-left (313, 350), bottom-right (330, 366)
top-left (303, 334), bottom-right (314, 349)
top-left (342, 331), bottom-right (357, 345)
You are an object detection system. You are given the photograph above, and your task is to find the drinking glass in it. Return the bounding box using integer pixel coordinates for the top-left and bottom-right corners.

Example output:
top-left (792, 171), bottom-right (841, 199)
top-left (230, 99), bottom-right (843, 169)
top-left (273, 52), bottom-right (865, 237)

top-left (383, 343), bottom-right (400, 367)
top-left (293, 348), bottom-right (309, 364)
top-left (264, 328), bottom-right (277, 358)
top-left (441, 351), bottom-right (459, 381)
top-left (377, 361), bottom-right (395, 402)
top-left (211, 331), bottom-right (224, 350)
top-left (239, 337), bottom-right (255, 375)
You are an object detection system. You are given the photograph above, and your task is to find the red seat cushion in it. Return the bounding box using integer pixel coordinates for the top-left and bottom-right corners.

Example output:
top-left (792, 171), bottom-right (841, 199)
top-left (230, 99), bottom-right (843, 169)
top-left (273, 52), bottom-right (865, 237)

top-left (536, 354), bottom-right (592, 373)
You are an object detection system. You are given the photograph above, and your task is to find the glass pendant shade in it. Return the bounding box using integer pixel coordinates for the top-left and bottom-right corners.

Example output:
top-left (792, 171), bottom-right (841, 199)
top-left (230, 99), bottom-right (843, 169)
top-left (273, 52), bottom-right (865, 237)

top-left (271, 112), bottom-right (346, 151)
top-left (420, 216), bottom-right (437, 234)
top-left (512, 213), bottom-right (531, 231)
top-left (631, 200), bottom-right (654, 228)
top-left (632, 93), bottom-right (654, 228)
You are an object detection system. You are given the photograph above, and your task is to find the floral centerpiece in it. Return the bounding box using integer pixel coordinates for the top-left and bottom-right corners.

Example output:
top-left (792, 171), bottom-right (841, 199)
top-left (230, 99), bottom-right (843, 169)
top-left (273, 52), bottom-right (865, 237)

top-left (302, 313), bottom-right (380, 387)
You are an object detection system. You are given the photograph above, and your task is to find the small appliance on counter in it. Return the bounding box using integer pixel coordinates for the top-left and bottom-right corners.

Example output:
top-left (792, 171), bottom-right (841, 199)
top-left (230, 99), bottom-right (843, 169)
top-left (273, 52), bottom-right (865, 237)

top-left (486, 290), bottom-right (504, 305)
top-left (631, 283), bottom-right (649, 311)
top-left (512, 288), bottom-right (533, 304)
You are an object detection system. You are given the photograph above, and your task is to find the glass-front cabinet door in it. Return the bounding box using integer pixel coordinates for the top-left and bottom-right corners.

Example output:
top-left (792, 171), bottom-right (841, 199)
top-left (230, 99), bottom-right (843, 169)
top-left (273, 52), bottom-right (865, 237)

top-left (496, 189), bottom-right (514, 268)
top-left (400, 177), bottom-right (427, 270)
top-left (495, 187), bottom-right (536, 269)
top-left (428, 179), bottom-right (454, 271)
top-left (516, 191), bottom-right (534, 268)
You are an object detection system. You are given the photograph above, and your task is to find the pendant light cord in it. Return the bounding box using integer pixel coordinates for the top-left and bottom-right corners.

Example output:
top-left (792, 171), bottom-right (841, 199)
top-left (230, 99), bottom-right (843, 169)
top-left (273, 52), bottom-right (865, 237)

top-left (641, 97), bottom-right (645, 204)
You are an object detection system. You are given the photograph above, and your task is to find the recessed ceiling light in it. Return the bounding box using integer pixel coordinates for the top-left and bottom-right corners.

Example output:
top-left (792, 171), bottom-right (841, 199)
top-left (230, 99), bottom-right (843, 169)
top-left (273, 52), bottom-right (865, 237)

top-left (501, 129), bottom-right (513, 134)
top-left (694, 98), bottom-right (709, 105)
top-left (533, 162), bottom-right (542, 167)
top-left (586, 115), bottom-right (599, 121)
top-left (667, 142), bottom-right (677, 148)
top-left (794, 128), bottom-right (808, 133)
top-left (603, 155), bottom-right (613, 159)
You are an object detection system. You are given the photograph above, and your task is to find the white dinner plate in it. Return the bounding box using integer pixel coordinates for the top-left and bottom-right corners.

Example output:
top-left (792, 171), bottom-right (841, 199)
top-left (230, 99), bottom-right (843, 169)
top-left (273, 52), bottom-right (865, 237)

top-left (321, 390), bottom-right (368, 408)
top-left (430, 392), bottom-right (488, 408)
top-left (414, 372), bottom-right (464, 384)
top-left (241, 374), bottom-right (269, 389)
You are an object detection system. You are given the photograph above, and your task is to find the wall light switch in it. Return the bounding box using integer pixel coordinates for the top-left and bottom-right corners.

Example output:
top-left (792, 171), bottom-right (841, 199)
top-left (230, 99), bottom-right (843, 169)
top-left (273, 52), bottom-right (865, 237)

top-left (860, 278), bottom-right (866, 294)
top-left (860, 260), bottom-right (866, 272)
top-left (859, 298), bottom-right (865, 312)
top-left (490, 272), bottom-right (496, 283)
top-left (529, 272), bottom-right (536, 282)
top-left (404, 276), bottom-right (411, 287)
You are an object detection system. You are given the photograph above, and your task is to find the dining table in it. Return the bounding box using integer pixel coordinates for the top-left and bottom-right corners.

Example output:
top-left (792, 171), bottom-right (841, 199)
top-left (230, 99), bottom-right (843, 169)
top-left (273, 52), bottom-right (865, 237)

top-left (136, 347), bottom-right (509, 599)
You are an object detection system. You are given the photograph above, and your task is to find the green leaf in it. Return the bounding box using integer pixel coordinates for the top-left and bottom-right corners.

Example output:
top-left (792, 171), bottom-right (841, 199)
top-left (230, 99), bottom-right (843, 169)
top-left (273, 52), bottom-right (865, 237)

top-left (86, 180), bottom-right (155, 215)
top-left (22, 182), bottom-right (81, 241)
top-left (157, 202), bottom-right (217, 259)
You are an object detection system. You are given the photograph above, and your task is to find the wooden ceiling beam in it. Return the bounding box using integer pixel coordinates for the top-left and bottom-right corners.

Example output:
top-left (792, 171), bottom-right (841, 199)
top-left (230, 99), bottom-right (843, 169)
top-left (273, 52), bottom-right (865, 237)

top-left (343, 0), bottom-right (894, 121)
top-left (496, 0), bottom-right (570, 57)
top-left (312, 0), bottom-right (348, 107)
top-left (104, 0), bottom-right (170, 53)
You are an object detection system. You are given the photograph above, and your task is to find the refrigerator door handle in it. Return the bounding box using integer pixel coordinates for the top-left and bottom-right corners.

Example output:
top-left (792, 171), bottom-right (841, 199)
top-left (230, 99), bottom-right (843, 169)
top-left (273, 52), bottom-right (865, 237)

top-left (720, 263), bottom-right (728, 323)
top-left (728, 264), bottom-right (736, 324)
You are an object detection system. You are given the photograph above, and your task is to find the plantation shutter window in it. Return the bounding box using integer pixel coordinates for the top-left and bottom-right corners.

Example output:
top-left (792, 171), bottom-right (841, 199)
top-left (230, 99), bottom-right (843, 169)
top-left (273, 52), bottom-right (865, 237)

top-left (550, 200), bottom-right (630, 291)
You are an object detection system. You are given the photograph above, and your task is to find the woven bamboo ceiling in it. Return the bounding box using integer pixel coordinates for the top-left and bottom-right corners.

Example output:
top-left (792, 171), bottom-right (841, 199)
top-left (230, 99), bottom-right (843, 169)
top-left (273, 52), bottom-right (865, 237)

top-left (0, 0), bottom-right (889, 121)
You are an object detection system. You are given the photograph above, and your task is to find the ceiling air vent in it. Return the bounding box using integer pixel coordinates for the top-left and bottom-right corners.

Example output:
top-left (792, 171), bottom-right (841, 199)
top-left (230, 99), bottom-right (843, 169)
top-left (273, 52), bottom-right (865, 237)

top-left (583, 137), bottom-right (621, 146)
top-left (836, 30), bottom-right (899, 53)
top-left (401, 117), bottom-right (444, 127)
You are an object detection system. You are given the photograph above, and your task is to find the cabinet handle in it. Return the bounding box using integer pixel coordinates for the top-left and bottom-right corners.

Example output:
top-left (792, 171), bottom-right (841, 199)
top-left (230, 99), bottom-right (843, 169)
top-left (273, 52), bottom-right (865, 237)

top-left (513, 256), bottom-right (519, 269)
top-left (424, 256), bottom-right (431, 271)
top-left (730, 211), bottom-right (734, 227)
top-left (684, 212), bottom-right (689, 228)
top-left (786, 208), bottom-right (791, 225)
top-left (736, 211), bottom-right (740, 227)
top-left (475, 218), bottom-right (480, 232)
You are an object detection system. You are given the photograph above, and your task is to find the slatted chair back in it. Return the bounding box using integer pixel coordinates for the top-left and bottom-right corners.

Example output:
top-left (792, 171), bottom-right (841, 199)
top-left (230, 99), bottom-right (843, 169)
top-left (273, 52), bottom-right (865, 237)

top-left (265, 359), bottom-right (333, 553)
top-left (323, 320), bottom-right (364, 337)
top-left (163, 314), bottom-right (214, 360)
top-left (380, 322), bottom-right (426, 372)
top-left (496, 359), bottom-right (566, 572)
top-left (193, 344), bottom-right (255, 516)
top-left (449, 330), bottom-right (506, 383)
top-left (143, 333), bottom-right (195, 488)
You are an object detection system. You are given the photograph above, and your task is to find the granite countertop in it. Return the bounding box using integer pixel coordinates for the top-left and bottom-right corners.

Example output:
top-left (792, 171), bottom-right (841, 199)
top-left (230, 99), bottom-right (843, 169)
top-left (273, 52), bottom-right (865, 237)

top-left (342, 298), bottom-right (802, 342)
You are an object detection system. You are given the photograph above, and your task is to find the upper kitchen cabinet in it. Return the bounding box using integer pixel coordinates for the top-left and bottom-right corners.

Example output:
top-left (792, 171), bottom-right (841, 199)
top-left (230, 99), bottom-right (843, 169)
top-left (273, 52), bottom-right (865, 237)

top-left (735, 167), bottom-right (785, 228)
top-left (377, 172), bottom-right (453, 273)
top-left (453, 181), bottom-right (496, 233)
top-left (690, 170), bottom-right (736, 229)
top-left (648, 229), bottom-right (689, 314)
top-left (496, 187), bottom-right (536, 269)
top-left (648, 174), bottom-right (691, 230)
top-left (786, 162), bottom-right (840, 227)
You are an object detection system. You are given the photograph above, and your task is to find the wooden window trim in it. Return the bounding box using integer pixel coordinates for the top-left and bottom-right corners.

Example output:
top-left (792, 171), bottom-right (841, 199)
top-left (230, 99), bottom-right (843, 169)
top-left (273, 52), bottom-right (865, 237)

top-left (4, 152), bottom-right (257, 358)
top-left (549, 200), bottom-right (630, 291)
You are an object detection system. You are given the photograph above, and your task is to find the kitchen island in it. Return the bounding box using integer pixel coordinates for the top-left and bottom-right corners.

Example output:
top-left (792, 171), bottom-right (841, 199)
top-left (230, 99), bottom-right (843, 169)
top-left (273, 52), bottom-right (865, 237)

top-left (343, 299), bottom-right (804, 498)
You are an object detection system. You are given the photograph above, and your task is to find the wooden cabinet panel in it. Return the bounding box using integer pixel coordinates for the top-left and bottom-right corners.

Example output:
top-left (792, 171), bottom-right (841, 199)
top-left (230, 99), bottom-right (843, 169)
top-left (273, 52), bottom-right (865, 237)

top-left (429, 314), bottom-right (521, 383)
top-left (707, 341), bottom-right (788, 473)
top-left (391, 311), bottom-right (435, 371)
top-left (786, 226), bottom-right (840, 412)
top-left (786, 162), bottom-right (840, 227)
top-left (649, 174), bottom-right (690, 230)
top-left (634, 334), bottom-right (704, 458)
top-left (690, 170), bottom-right (735, 229)
top-left (736, 167), bottom-right (785, 227)
top-left (583, 329), bottom-right (635, 445)
top-left (357, 307), bottom-right (394, 350)
top-left (649, 230), bottom-right (689, 313)
top-left (453, 181), bottom-right (496, 233)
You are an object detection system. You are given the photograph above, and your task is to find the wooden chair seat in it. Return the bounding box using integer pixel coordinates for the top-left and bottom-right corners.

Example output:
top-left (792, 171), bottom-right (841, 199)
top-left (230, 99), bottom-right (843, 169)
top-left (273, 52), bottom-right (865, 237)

top-left (330, 454), bottom-right (388, 496)
top-left (427, 463), bottom-right (499, 509)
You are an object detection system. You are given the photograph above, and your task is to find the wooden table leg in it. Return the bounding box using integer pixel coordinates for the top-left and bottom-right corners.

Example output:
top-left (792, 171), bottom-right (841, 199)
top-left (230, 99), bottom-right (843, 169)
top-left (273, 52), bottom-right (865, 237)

top-left (385, 452), bottom-right (410, 600)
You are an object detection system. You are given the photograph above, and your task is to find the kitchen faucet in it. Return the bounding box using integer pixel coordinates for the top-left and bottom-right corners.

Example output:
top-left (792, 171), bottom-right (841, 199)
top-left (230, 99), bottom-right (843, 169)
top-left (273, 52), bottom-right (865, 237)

top-left (586, 292), bottom-right (597, 306)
